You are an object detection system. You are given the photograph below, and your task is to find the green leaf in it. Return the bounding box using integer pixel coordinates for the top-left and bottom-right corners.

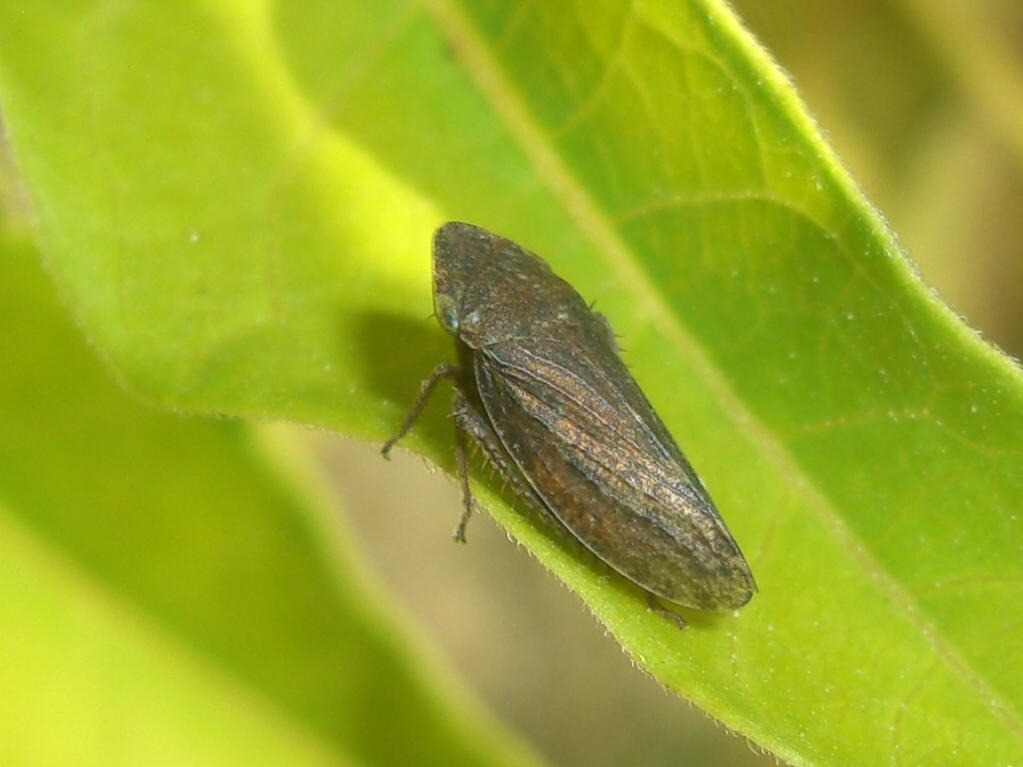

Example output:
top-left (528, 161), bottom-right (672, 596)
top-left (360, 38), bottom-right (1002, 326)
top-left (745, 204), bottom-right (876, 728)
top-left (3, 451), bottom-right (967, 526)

top-left (1, 1), bottom-right (1021, 765)
top-left (0, 227), bottom-right (544, 765)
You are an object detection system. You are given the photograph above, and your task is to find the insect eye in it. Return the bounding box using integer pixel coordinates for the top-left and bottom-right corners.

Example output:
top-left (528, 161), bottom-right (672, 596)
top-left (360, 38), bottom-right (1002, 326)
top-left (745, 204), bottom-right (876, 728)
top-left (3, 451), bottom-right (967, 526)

top-left (435, 293), bottom-right (459, 333)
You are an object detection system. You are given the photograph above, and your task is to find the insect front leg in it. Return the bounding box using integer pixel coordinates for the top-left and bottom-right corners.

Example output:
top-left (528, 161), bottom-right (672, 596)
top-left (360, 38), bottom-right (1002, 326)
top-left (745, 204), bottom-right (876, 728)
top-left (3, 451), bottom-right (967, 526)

top-left (381, 362), bottom-right (462, 459)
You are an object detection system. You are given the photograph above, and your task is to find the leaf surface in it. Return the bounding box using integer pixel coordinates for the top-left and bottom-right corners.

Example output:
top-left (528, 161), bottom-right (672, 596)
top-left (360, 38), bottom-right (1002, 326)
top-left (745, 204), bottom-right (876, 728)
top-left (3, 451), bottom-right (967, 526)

top-left (0, 1), bottom-right (1021, 764)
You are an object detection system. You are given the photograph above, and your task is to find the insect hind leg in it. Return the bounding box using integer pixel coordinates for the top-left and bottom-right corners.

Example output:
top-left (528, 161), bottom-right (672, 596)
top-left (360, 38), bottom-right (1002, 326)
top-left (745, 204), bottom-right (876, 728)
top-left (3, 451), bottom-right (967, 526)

top-left (646, 592), bottom-right (687, 630)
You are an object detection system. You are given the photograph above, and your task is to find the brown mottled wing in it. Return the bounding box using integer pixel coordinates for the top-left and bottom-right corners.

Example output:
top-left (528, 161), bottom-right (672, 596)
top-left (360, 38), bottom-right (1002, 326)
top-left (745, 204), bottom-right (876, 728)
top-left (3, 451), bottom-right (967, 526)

top-left (472, 338), bottom-right (754, 611)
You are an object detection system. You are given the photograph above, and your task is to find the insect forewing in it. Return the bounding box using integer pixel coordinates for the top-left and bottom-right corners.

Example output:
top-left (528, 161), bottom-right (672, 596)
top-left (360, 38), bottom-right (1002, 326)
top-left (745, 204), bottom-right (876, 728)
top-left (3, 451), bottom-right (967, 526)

top-left (473, 336), bottom-right (755, 611)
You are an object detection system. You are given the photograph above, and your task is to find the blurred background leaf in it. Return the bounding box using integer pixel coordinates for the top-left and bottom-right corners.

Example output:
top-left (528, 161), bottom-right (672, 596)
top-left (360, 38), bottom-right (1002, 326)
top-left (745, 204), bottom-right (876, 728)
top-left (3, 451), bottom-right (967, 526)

top-left (1, 0), bottom-right (1021, 766)
top-left (730, 0), bottom-right (1023, 355)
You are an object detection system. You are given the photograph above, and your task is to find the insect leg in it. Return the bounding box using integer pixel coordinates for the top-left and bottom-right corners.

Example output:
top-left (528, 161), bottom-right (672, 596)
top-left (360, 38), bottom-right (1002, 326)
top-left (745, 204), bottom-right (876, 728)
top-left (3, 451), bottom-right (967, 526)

top-left (381, 362), bottom-right (461, 459)
top-left (646, 592), bottom-right (687, 629)
top-left (452, 390), bottom-right (557, 540)
top-left (593, 310), bottom-right (620, 351)
top-left (452, 419), bottom-right (472, 543)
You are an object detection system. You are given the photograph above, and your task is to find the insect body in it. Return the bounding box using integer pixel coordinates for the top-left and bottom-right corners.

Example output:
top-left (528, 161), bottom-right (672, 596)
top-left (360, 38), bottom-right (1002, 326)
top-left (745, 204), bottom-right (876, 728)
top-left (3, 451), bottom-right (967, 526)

top-left (383, 222), bottom-right (755, 613)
